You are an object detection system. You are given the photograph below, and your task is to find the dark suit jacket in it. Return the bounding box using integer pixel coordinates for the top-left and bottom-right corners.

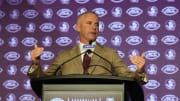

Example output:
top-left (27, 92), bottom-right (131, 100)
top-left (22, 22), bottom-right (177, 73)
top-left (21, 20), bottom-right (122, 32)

top-left (28, 43), bottom-right (141, 81)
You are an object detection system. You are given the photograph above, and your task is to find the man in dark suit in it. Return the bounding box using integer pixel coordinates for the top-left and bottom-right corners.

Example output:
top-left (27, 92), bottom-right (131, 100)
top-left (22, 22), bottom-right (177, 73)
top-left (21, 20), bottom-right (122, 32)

top-left (28, 11), bottom-right (148, 83)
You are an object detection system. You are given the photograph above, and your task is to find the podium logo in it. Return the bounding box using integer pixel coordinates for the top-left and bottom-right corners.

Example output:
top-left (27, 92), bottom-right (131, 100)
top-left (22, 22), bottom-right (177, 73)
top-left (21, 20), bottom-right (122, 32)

top-left (50, 97), bottom-right (64, 101)
top-left (106, 97), bottom-right (115, 101)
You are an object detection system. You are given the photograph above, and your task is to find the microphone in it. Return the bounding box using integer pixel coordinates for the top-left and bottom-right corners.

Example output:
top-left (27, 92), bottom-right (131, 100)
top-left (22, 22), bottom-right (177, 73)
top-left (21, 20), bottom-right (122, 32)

top-left (86, 49), bottom-right (117, 76)
top-left (54, 50), bottom-right (87, 76)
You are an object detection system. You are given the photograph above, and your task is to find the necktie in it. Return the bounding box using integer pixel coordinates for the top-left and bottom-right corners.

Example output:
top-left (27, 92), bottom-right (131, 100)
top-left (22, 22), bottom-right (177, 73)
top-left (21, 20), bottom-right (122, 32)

top-left (83, 53), bottom-right (91, 75)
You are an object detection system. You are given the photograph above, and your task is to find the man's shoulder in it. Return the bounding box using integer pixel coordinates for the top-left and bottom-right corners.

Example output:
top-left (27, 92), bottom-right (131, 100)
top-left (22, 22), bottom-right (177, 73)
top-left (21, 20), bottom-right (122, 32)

top-left (96, 43), bottom-right (117, 53)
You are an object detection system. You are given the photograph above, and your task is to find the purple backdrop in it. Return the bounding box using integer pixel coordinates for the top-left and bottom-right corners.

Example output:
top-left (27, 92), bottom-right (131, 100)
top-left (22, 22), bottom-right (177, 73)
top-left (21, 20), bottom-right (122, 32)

top-left (0, 0), bottom-right (179, 101)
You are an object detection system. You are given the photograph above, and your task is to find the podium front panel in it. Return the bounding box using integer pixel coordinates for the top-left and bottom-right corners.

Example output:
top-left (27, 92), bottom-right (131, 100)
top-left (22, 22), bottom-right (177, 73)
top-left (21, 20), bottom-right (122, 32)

top-left (43, 84), bottom-right (124, 101)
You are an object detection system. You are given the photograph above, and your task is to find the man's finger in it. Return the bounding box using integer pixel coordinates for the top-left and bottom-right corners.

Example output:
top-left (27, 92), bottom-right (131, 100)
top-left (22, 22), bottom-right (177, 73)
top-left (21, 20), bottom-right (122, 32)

top-left (141, 52), bottom-right (145, 58)
top-left (34, 44), bottom-right (38, 49)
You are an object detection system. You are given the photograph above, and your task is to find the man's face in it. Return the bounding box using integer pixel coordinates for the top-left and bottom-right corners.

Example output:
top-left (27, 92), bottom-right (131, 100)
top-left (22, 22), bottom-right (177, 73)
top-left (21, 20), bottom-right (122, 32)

top-left (76, 13), bottom-right (99, 44)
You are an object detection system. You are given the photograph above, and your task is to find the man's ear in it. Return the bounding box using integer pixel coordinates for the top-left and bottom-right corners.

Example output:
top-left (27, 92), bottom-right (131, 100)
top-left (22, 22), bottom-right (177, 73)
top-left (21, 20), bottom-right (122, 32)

top-left (75, 24), bottom-right (80, 32)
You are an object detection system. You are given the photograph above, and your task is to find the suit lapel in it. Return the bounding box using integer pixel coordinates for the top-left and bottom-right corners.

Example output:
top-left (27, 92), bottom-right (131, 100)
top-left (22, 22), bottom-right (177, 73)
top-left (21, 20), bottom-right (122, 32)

top-left (70, 45), bottom-right (84, 73)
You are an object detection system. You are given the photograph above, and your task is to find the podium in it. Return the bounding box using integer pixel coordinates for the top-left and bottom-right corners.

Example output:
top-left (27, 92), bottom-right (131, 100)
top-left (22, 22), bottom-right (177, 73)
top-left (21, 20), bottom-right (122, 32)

top-left (30, 75), bottom-right (144, 101)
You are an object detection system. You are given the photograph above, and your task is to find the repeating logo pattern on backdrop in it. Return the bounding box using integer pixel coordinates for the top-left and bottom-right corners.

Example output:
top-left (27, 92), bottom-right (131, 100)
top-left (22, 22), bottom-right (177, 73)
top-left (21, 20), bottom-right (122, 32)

top-left (0, 0), bottom-right (179, 101)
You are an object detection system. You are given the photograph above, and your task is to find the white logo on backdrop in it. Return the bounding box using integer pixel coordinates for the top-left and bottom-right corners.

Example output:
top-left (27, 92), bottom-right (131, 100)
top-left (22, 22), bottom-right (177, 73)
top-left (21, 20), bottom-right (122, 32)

top-left (42, 36), bottom-right (53, 47)
top-left (23, 9), bottom-right (39, 19)
top-left (92, 8), bottom-right (107, 17)
top-left (0, 10), bottom-right (5, 19)
top-left (4, 52), bottom-right (20, 61)
top-left (56, 8), bottom-right (73, 18)
top-left (60, 0), bottom-right (70, 4)
top-left (130, 0), bottom-right (139, 3)
top-left (147, 64), bottom-right (158, 75)
top-left (8, 37), bottom-right (18, 47)
top-left (3, 80), bottom-right (19, 89)
top-left (6, 0), bottom-right (22, 5)
top-left (128, 65), bottom-right (137, 72)
top-left (77, 7), bottom-right (87, 16)
top-left (161, 64), bottom-right (179, 75)
top-left (147, 34), bottom-right (158, 46)
top-left (161, 35), bottom-right (179, 45)
top-left (21, 37), bottom-right (37, 46)
top-left (19, 94), bottom-right (35, 101)
top-left (39, 22), bottom-right (56, 32)
top-left (56, 37), bottom-right (72, 46)
top-left (20, 65), bottom-right (30, 75)
top-left (126, 36), bottom-right (143, 45)
top-left (41, 51), bottom-right (55, 60)
top-left (110, 0), bottom-right (124, 3)
top-left (75, 0), bottom-right (90, 4)
top-left (165, 79), bottom-right (176, 90)
top-left (9, 9), bottom-right (20, 19)
top-left (144, 80), bottom-right (160, 89)
top-left (146, 93), bottom-right (157, 101)
top-left (59, 22), bottom-right (69, 32)
top-left (145, 50), bottom-right (160, 60)
top-left (146, 0), bottom-right (158, 2)
top-left (0, 67), bottom-right (3, 74)
top-left (5, 24), bottom-right (22, 33)
top-left (112, 7), bottom-right (122, 17)
top-left (96, 36), bottom-right (107, 45)
top-left (40, 0), bottom-right (56, 5)
top-left (108, 21), bottom-right (125, 31)
top-left (128, 49), bottom-right (140, 57)
top-left (126, 7), bottom-right (143, 16)
top-left (43, 8), bottom-right (53, 19)
top-left (0, 37), bottom-right (4, 46)
top-left (95, 0), bottom-right (105, 4)
top-left (24, 51), bottom-right (32, 61)
top-left (147, 6), bottom-right (158, 17)
top-left (161, 94), bottom-right (179, 101)
top-left (161, 6), bottom-right (179, 16)
top-left (144, 21), bottom-right (160, 31)
top-left (165, 49), bottom-right (176, 60)
top-left (23, 79), bottom-right (31, 90)
top-left (27, 0), bottom-right (37, 5)
top-left (111, 35), bottom-right (122, 46)
top-left (26, 22), bottom-right (36, 33)
top-left (165, 20), bottom-right (176, 31)
top-left (117, 50), bottom-right (125, 58)
top-left (7, 65), bottom-right (17, 76)
top-left (6, 93), bottom-right (16, 101)
top-left (129, 20), bottom-right (139, 31)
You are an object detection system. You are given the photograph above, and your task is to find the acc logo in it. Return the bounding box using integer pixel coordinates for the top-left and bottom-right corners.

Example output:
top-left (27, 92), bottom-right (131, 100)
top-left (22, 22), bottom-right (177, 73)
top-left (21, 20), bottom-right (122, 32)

top-left (126, 7), bottom-right (143, 16)
top-left (161, 64), bottom-right (179, 75)
top-left (145, 50), bottom-right (160, 60)
top-left (96, 36), bottom-right (107, 45)
top-left (56, 37), bottom-right (72, 46)
top-left (6, 0), bottom-right (22, 5)
top-left (111, 0), bottom-right (124, 3)
top-left (146, 0), bottom-right (158, 2)
top-left (3, 80), bottom-right (19, 89)
top-left (19, 94), bottom-right (35, 101)
top-left (126, 36), bottom-right (142, 45)
top-left (50, 97), bottom-right (64, 101)
top-left (108, 21), bottom-right (125, 31)
top-left (21, 37), bottom-right (37, 46)
top-left (20, 65), bottom-right (29, 75)
top-left (0, 10), bottom-right (5, 19)
top-left (41, 51), bottom-right (55, 60)
top-left (40, 0), bottom-right (56, 5)
top-left (4, 51), bottom-right (20, 61)
top-left (75, 0), bottom-right (89, 4)
top-left (161, 6), bottom-right (179, 16)
top-left (39, 22), bottom-right (56, 32)
top-left (5, 24), bottom-right (22, 33)
top-left (92, 8), bottom-right (107, 17)
top-left (161, 94), bottom-right (179, 101)
top-left (57, 8), bottom-right (73, 18)
top-left (23, 9), bottom-right (39, 19)
top-left (0, 38), bottom-right (4, 46)
top-left (144, 80), bottom-right (160, 89)
top-left (161, 35), bottom-right (179, 45)
top-left (144, 21), bottom-right (160, 31)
